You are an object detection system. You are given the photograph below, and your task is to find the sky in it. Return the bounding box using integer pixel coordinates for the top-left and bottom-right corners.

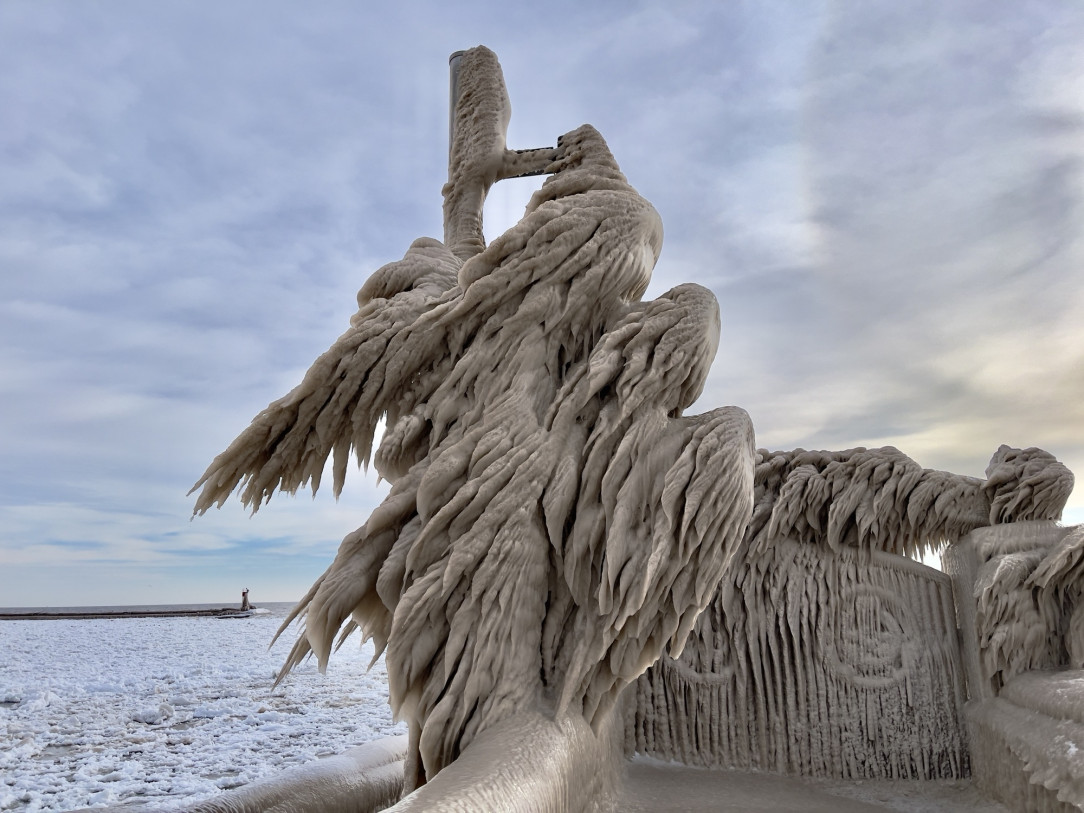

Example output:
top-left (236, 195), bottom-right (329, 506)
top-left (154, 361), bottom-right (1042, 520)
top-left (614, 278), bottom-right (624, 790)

top-left (2, 1), bottom-right (1082, 607)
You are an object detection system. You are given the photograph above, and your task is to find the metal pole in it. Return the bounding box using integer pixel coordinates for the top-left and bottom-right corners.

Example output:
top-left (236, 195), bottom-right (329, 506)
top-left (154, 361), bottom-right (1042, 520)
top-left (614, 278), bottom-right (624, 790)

top-left (448, 50), bottom-right (465, 163)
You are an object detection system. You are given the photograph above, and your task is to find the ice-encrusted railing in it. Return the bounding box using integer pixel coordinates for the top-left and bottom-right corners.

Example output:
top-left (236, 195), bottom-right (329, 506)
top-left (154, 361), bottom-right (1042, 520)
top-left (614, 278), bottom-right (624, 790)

top-left (631, 542), bottom-right (968, 779)
top-left (631, 443), bottom-right (1075, 781)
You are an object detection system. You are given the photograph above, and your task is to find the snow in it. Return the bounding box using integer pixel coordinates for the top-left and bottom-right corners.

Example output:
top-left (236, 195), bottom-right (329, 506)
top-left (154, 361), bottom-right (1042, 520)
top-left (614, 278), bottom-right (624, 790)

top-left (0, 604), bottom-right (405, 812)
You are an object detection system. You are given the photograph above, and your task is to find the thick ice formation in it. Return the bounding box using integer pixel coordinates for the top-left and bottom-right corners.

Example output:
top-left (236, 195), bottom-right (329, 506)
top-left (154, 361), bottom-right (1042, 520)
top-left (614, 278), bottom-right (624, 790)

top-left (192, 45), bottom-right (1077, 804)
top-left (748, 445), bottom-right (1070, 559)
top-left (193, 46), bottom-right (756, 786)
top-left (969, 522), bottom-right (1084, 689)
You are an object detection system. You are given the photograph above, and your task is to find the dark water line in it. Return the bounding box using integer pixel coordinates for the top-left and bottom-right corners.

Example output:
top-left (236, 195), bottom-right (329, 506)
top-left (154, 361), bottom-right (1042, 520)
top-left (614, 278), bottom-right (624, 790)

top-left (0, 601), bottom-right (298, 620)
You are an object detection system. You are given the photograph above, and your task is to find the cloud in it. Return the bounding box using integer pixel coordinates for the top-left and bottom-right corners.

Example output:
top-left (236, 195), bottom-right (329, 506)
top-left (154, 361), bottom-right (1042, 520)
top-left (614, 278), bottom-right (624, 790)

top-left (780, 2), bottom-right (1084, 485)
top-left (1, 0), bottom-right (1081, 605)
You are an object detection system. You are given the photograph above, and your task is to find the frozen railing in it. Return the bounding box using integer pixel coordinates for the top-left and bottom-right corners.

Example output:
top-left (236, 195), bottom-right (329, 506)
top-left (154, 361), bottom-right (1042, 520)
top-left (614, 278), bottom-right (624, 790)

top-left (630, 542), bottom-right (969, 779)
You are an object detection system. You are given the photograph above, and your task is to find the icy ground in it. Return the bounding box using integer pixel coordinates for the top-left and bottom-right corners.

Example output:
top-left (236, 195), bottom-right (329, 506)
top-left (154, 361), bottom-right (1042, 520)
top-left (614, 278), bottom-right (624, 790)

top-left (0, 605), bottom-right (405, 811)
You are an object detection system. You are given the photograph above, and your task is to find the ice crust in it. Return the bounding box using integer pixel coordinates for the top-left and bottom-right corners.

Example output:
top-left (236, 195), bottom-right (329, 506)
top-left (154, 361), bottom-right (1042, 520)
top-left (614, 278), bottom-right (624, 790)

top-left (0, 609), bottom-right (404, 812)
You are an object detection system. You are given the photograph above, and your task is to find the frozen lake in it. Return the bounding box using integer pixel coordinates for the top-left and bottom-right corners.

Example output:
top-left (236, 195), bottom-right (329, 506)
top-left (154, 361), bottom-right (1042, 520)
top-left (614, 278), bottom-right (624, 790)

top-left (0, 603), bottom-right (404, 811)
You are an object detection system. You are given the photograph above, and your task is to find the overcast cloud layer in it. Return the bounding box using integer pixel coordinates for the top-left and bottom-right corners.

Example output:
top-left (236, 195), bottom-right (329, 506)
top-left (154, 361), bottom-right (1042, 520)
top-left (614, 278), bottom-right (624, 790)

top-left (2, 1), bottom-right (1081, 606)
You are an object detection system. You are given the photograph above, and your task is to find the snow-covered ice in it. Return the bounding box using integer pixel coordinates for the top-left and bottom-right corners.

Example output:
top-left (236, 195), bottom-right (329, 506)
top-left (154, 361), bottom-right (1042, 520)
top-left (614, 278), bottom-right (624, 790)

top-left (0, 604), bottom-right (405, 811)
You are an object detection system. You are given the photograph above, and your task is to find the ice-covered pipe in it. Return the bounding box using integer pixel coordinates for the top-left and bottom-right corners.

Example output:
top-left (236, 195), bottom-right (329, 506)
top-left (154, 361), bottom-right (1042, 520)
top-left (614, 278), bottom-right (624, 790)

top-left (386, 709), bottom-right (624, 812)
top-left (448, 49), bottom-right (464, 161)
top-left (154, 736), bottom-right (406, 813)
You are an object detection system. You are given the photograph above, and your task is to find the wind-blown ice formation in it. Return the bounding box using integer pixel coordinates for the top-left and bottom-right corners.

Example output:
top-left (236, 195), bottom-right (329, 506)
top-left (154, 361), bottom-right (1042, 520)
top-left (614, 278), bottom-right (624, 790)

top-left (752, 444), bottom-right (1072, 558)
top-left (192, 45), bottom-right (1078, 805)
top-left (193, 46), bottom-right (756, 787)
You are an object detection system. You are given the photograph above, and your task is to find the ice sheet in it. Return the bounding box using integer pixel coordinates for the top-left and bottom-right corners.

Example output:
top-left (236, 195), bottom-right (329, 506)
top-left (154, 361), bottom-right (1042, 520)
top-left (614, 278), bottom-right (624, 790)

top-left (0, 606), bottom-right (404, 811)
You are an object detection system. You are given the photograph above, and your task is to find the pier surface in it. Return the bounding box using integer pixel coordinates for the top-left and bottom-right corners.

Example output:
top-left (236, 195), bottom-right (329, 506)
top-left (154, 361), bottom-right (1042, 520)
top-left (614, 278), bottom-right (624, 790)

top-left (0, 608), bottom-right (252, 620)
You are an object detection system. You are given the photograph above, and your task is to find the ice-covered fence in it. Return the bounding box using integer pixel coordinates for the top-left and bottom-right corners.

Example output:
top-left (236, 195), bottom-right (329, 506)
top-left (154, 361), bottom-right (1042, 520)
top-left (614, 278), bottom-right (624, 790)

top-left (628, 540), bottom-right (968, 779)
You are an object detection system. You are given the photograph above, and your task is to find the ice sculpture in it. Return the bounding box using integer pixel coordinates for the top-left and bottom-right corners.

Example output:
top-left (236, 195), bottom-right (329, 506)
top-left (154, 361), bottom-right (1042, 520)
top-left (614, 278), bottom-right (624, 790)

top-left (192, 46), bottom-right (1079, 807)
top-left (192, 46), bottom-right (757, 788)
